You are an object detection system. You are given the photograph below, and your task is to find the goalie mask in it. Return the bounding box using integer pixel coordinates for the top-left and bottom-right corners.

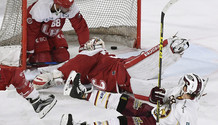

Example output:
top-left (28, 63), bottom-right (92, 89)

top-left (179, 73), bottom-right (203, 98)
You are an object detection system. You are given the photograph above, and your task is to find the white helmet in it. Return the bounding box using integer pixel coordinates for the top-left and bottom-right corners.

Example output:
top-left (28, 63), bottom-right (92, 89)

top-left (179, 73), bottom-right (203, 98)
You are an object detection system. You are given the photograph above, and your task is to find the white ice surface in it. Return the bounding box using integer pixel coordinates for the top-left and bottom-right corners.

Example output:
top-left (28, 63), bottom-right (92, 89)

top-left (0, 0), bottom-right (218, 125)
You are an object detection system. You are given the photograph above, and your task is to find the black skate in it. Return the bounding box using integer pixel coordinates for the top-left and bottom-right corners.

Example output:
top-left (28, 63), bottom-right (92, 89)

top-left (64, 72), bottom-right (93, 99)
top-left (70, 73), bottom-right (85, 99)
top-left (60, 114), bottom-right (87, 125)
top-left (169, 36), bottom-right (189, 54)
top-left (27, 94), bottom-right (57, 119)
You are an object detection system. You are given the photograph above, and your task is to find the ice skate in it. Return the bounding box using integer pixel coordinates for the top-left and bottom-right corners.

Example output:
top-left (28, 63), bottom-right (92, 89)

top-left (27, 94), bottom-right (57, 119)
top-left (64, 72), bottom-right (93, 99)
top-left (169, 36), bottom-right (189, 54)
top-left (60, 114), bottom-right (87, 125)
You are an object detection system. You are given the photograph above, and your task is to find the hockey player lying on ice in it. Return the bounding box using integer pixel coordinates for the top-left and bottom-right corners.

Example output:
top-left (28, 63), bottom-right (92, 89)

top-left (33, 36), bottom-right (189, 100)
top-left (0, 68), bottom-right (57, 119)
top-left (60, 73), bottom-right (208, 125)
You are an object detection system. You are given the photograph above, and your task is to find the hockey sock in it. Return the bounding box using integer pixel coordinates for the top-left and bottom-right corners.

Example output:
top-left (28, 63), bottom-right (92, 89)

top-left (15, 81), bottom-right (35, 98)
top-left (25, 88), bottom-right (40, 101)
top-left (88, 90), bottom-right (121, 110)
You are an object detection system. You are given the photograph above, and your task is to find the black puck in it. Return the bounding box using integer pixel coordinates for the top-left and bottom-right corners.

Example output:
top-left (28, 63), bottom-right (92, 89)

top-left (111, 46), bottom-right (117, 50)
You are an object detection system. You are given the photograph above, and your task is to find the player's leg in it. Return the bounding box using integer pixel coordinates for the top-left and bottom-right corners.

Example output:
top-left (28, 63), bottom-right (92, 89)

top-left (60, 112), bottom-right (156, 125)
top-left (11, 68), bottom-right (57, 118)
top-left (0, 68), bottom-right (13, 90)
top-left (124, 36), bottom-right (189, 80)
top-left (28, 34), bottom-right (52, 65)
top-left (49, 31), bottom-right (70, 62)
top-left (64, 74), bottom-right (154, 117)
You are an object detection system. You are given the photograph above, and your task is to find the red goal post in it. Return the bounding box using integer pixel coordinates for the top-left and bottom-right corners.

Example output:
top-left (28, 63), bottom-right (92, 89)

top-left (0, 0), bottom-right (27, 70)
top-left (0, 0), bottom-right (141, 69)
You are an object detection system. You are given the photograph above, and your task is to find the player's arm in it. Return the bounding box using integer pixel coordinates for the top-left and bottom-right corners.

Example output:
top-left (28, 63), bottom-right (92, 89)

top-left (27, 18), bottom-right (41, 52)
top-left (69, 12), bottom-right (89, 47)
top-left (26, 4), bottom-right (42, 53)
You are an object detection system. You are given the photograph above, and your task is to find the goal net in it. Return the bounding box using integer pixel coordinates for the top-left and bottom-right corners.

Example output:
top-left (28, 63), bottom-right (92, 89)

top-left (0, 0), bottom-right (141, 68)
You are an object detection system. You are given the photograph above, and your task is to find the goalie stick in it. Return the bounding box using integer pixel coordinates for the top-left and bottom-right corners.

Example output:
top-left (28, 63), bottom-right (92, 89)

top-left (157, 0), bottom-right (179, 123)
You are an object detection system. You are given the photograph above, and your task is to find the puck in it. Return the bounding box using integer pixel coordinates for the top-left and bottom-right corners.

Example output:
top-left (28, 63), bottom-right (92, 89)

top-left (111, 46), bottom-right (117, 50)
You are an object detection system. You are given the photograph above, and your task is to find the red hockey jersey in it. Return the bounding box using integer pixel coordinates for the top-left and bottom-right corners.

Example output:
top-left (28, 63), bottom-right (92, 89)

top-left (27, 0), bottom-right (89, 51)
top-left (58, 49), bottom-right (132, 93)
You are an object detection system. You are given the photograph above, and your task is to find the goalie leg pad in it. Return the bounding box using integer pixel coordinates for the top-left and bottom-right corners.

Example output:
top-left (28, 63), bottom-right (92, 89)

top-left (126, 39), bottom-right (181, 80)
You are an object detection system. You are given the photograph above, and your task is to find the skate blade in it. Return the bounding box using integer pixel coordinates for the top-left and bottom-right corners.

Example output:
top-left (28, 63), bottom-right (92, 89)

top-left (60, 114), bottom-right (68, 125)
top-left (39, 98), bottom-right (57, 119)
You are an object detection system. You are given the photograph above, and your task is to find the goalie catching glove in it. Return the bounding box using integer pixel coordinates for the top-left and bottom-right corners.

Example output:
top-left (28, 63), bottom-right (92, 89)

top-left (33, 69), bottom-right (63, 89)
top-left (169, 36), bottom-right (189, 55)
top-left (80, 37), bottom-right (105, 51)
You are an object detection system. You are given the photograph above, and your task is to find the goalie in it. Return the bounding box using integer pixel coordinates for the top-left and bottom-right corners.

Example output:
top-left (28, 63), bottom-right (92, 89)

top-left (34, 36), bottom-right (189, 98)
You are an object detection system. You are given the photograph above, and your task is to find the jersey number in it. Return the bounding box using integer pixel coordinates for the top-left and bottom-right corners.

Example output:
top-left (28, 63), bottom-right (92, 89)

top-left (42, 19), bottom-right (61, 36)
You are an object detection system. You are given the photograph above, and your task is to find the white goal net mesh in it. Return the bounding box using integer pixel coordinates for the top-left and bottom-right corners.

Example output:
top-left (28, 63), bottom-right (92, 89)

top-left (0, 0), bottom-right (139, 67)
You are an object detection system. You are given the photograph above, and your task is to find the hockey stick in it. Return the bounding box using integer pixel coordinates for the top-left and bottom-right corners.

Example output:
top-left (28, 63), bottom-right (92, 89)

top-left (157, 0), bottom-right (179, 123)
top-left (27, 62), bottom-right (61, 66)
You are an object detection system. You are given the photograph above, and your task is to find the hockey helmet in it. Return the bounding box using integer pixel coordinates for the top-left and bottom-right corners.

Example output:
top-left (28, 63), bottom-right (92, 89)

top-left (54, 0), bottom-right (74, 8)
top-left (179, 73), bottom-right (203, 97)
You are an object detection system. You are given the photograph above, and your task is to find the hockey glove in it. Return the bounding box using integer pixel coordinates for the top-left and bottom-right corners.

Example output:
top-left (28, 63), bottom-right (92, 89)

top-left (169, 36), bottom-right (189, 55)
top-left (33, 69), bottom-right (63, 88)
top-left (149, 86), bottom-right (166, 104)
top-left (80, 37), bottom-right (105, 51)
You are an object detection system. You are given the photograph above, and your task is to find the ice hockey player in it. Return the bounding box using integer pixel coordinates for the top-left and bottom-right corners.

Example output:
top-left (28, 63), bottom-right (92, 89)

top-left (33, 36), bottom-right (189, 98)
top-left (0, 68), bottom-right (57, 119)
top-left (60, 73), bottom-right (208, 125)
top-left (27, 0), bottom-right (89, 65)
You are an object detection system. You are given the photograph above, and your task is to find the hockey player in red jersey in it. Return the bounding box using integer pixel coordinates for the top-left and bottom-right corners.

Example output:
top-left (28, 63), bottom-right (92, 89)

top-left (60, 73), bottom-right (208, 125)
top-left (33, 36), bottom-right (189, 99)
top-left (27, 0), bottom-right (89, 64)
top-left (0, 68), bottom-right (57, 119)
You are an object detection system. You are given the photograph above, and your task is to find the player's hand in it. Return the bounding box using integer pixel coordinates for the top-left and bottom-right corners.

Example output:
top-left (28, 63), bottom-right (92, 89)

top-left (82, 37), bottom-right (105, 51)
top-left (149, 86), bottom-right (166, 104)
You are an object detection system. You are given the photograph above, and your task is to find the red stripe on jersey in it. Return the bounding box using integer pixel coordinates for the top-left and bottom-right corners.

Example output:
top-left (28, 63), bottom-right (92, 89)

top-left (124, 40), bottom-right (168, 68)
top-left (134, 94), bottom-right (149, 101)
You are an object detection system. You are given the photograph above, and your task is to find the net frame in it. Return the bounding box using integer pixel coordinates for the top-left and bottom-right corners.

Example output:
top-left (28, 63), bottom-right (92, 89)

top-left (0, 0), bottom-right (27, 69)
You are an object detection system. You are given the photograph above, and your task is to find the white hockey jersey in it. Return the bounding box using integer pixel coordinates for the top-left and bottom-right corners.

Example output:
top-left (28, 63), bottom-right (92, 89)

top-left (29, 0), bottom-right (79, 22)
top-left (152, 87), bottom-right (199, 125)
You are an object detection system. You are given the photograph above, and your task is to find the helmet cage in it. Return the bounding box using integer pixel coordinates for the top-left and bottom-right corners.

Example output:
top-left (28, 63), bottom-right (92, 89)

top-left (179, 73), bottom-right (203, 98)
